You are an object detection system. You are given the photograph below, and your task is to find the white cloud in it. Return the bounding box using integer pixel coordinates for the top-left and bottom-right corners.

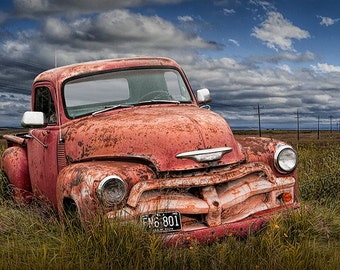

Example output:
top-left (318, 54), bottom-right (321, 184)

top-left (223, 8), bottom-right (235, 15)
top-left (311, 63), bottom-right (340, 73)
top-left (278, 64), bottom-right (292, 73)
top-left (317, 15), bottom-right (340, 26)
top-left (252, 11), bottom-right (310, 51)
top-left (313, 94), bottom-right (331, 103)
top-left (38, 9), bottom-right (217, 54)
top-left (228, 39), bottom-right (239, 46)
top-left (3, 41), bottom-right (30, 58)
top-left (177, 15), bottom-right (194, 22)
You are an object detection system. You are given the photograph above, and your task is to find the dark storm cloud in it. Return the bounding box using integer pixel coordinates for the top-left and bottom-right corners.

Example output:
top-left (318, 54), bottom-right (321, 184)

top-left (13, 0), bottom-right (187, 17)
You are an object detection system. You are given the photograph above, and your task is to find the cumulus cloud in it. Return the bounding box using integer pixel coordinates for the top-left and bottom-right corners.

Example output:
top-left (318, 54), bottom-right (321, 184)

top-left (278, 64), bottom-right (292, 74)
top-left (317, 15), bottom-right (340, 26)
top-left (311, 63), bottom-right (340, 73)
top-left (0, 7), bottom-right (219, 100)
top-left (41, 10), bottom-right (216, 51)
top-left (252, 11), bottom-right (310, 51)
top-left (0, 93), bottom-right (30, 127)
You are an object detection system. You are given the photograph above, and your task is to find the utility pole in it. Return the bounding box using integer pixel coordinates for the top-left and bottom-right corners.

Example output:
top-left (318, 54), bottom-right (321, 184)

top-left (329, 115), bottom-right (333, 134)
top-left (317, 115), bottom-right (320, 140)
top-left (254, 104), bottom-right (263, 137)
top-left (296, 110), bottom-right (300, 141)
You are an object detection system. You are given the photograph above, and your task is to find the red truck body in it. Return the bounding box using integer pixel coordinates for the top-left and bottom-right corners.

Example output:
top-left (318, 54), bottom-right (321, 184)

top-left (1, 57), bottom-right (298, 245)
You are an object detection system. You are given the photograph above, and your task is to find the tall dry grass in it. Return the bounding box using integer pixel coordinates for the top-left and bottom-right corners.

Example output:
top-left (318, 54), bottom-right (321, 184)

top-left (0, 137), bottom-right (340, 269)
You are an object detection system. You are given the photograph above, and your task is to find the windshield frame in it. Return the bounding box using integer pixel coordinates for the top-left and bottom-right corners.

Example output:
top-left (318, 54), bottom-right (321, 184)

top-left (62, 66), bottom-right (194, 119)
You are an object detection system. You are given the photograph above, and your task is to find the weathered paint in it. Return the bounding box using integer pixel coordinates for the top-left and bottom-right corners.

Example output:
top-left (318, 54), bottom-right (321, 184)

top-left (236, 136), bottom-right (299, 200)
top-left (63, 105), bottom-right (245, 172)
top-left (108, 161), bottom-right (297, 230)
top-left (56, 161), bottom-right (154, 220)
top-left (33, 57), bottom-right (193, 125)
top-left (1, 146), bottom-right (32, 203)
top-left (25, 127), bottom-right (60, 206)
top-left (1, 57), bottom-right (299, 245)
top-left (236, 136), bottom-right (288, 175)
top-left (162, 209), bottom-right (281, 246)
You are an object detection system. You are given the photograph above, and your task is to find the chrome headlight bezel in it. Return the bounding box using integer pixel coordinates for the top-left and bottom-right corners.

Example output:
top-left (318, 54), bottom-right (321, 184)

top-left (97, 175), bottom-right (127, 207)
top-left (274, 144), bottom-right (298, 174)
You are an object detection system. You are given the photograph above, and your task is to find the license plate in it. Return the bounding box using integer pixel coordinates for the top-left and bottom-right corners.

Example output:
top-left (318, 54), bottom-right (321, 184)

top-left (141, 211), bottom-right (182, 232)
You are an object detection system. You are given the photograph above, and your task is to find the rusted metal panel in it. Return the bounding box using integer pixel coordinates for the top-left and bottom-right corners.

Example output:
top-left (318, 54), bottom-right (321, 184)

top-left (1, 146), bottom-right (32, 203)
top-left (26, 128), bottom-right (60, 206)
top-left (34, 57), bottom-right (190, 125)
top-left (107, 160), bottom-right (298, 238)
top-left (35, 58), bottom-right (182, 88)
top-left (126, 162), bottom-right (276, 207)
top-left (163, 212), bottom-right (274, 246)
top-left (63, 106), bottom-right (245, 172)
top-left (3, 134), bottom-right (26, 146)
top-left (56, 161), bottom-right (154, 220)
top-left (236, 137), bottom-right (289, 175)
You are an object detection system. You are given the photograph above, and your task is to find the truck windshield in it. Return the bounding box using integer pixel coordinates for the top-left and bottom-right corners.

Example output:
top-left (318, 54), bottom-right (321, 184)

top-left (63, 68), bottom-right (193, 118)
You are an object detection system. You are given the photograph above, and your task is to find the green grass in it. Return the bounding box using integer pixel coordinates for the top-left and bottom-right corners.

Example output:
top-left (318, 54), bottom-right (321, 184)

top-left (1, 138), bottom-right (340, 269)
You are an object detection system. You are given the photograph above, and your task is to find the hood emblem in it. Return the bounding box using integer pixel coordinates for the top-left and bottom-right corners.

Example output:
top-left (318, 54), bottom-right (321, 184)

top-left (176, 147), bottom-right (232, 163)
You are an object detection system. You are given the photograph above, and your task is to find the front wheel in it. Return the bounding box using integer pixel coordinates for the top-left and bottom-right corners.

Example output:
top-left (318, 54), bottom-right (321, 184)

top-left (62, 198), bottom-right (83, 232)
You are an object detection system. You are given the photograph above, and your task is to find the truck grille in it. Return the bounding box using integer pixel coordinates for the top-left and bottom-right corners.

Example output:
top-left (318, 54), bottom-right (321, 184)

top-left (111, 162), bottom-right (296, 231)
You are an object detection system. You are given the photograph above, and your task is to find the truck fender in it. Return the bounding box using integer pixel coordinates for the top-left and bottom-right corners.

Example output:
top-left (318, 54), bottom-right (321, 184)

top-left (56, 163), bottom-right (100, 223)
top-left (1, 146), bottom-right (32, 203)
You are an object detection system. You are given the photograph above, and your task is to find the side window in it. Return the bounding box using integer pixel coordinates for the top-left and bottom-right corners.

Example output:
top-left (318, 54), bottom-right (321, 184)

top-left (34, 86), bottom-right (57, 125)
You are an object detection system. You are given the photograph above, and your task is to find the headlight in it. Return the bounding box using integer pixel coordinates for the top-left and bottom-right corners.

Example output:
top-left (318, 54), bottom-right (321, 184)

top-left (274, 144), bottom-right (297, 174)
top-left (97, 175), bottom-right (127, 207)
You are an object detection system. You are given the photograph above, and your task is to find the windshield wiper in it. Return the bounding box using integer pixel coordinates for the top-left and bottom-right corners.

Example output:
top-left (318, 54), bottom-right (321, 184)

top-left (135, 100), bottom-right (181, 105)
top-left (92, 104), bottom-right (134, 116)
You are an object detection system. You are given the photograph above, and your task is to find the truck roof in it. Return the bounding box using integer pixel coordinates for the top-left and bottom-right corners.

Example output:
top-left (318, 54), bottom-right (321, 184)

top-left (34, 57), bottom-right (182, 84)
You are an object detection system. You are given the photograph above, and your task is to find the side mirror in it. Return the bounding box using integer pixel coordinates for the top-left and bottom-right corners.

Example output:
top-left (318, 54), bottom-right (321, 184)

top-left (196, 88), bottom-right (212, 104)
top-left (21, 111), bottom-right (47, 128)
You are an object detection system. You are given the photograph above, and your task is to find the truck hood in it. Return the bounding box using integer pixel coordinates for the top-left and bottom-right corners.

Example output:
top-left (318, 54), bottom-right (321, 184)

top-left (63, 105), bottom-right (245, 171)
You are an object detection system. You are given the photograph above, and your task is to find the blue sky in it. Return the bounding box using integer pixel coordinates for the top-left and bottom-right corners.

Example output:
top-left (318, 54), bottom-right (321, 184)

top-left (1, 0), bottom-right (340, 130)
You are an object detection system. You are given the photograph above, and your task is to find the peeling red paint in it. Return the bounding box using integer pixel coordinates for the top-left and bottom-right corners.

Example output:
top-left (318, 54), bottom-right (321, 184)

top-left (1, 57), bottom-right (299, 245)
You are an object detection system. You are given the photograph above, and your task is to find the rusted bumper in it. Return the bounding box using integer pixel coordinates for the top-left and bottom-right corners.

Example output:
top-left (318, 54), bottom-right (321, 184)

top-left (162, 204), bottom-right (299, 246)
top-left (104, 161), bottom-right (298, 244)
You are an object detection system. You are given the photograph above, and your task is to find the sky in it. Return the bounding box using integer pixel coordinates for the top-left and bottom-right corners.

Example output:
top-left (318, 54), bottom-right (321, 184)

top-left (0, 0), bottom-right (340, 130)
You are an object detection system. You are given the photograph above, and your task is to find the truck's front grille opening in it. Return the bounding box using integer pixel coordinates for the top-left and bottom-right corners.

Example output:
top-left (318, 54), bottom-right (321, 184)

top-left (111, 162), bottom-right (296, 232)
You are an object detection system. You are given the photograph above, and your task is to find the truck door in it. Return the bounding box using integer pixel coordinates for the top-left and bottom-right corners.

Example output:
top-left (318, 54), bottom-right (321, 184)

top-left (26, 85), bottom-right (60, 206)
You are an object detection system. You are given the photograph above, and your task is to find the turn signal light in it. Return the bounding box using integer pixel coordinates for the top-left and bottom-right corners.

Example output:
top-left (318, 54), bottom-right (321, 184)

top-left (278, 192), bottom-right (292, 203)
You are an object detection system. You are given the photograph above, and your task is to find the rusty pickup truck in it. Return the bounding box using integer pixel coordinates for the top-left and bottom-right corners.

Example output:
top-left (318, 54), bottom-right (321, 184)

top-left (1, 57), bottom-right (298, 245)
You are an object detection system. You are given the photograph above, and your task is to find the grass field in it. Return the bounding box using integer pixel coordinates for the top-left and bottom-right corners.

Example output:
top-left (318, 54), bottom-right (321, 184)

top-left (0, 129), bottom-right (340, 269)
